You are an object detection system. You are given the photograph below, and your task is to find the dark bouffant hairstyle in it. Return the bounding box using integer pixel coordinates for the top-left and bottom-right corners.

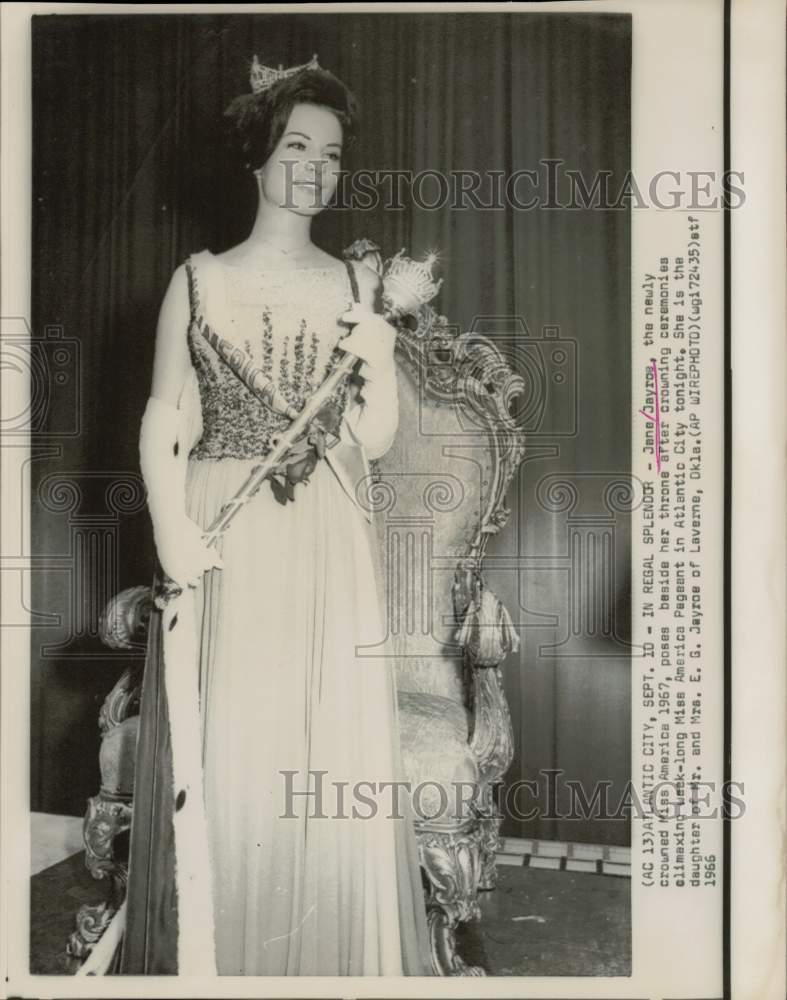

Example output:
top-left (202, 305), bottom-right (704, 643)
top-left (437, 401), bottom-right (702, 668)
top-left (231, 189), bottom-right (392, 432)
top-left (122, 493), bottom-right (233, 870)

top-left (224, 66), bottom-right (359, 171)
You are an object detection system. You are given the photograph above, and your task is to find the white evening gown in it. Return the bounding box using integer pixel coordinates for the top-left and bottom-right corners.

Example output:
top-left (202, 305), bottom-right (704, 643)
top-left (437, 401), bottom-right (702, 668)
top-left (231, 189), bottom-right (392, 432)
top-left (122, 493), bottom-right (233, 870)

top-left (181, 250), bottom-right (431, 976)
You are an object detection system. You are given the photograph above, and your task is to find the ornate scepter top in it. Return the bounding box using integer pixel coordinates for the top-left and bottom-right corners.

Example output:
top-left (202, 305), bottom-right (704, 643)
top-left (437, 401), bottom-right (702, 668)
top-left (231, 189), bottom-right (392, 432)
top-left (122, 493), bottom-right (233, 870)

top-left (343, 240), bottom-right (443, 319)
top-left (250, 54), bottom-right (321, 94)
top-left (383, 249), bottom-right (443, 317)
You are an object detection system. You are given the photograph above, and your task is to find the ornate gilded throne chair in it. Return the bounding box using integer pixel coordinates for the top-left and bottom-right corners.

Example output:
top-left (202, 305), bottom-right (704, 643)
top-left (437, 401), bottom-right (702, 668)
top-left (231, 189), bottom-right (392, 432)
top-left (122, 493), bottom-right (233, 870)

top-left (70, 270), bottom-right (526, 978)
top-left (67, 586), bottom-right (149, 962)
top-left (364, 308), bottom-right (526, 975)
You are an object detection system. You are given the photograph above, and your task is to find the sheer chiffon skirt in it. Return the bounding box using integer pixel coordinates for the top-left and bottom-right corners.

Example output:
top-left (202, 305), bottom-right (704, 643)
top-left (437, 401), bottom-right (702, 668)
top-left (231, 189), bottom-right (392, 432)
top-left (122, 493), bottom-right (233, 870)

top-left (185, 455), bottom-right (431, 976)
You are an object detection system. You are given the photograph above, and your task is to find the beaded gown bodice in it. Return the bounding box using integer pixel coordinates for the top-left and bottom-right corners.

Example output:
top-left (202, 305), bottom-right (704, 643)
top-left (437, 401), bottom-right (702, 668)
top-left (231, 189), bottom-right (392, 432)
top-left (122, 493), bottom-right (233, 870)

top-left (185, 252), bottom-right (356, 460)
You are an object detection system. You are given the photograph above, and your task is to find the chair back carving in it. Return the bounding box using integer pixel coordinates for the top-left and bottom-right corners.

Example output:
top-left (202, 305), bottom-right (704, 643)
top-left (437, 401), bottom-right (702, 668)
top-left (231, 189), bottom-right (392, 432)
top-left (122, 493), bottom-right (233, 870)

top-left (364, 316), bottom-right (526, 705)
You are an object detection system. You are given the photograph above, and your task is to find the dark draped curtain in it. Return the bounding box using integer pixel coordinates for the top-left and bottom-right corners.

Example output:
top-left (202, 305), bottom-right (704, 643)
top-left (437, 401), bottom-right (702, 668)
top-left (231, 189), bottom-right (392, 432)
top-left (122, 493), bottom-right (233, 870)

top-left (32, 12), bottom-right (631, 845)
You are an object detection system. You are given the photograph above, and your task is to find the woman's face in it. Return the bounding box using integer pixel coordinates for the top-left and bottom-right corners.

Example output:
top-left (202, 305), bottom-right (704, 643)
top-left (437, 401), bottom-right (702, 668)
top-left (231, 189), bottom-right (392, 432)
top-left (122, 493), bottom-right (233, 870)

top-left (257, 103), bottom-right (343, 215)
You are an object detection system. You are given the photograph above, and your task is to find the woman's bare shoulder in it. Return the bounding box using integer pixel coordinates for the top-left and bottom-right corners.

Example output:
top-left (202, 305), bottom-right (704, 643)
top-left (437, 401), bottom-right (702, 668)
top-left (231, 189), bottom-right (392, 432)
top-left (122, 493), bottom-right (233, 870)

top-left (351, 259), bottom-right (380, 281)
top-left (210, 245), bottom-right (245, 267)
top-left (308, 246), bottom-right (344, 266)
top-left (162, 261), bottom-right (190, 305)
top-left (155, 263), bottom-right (191, 340)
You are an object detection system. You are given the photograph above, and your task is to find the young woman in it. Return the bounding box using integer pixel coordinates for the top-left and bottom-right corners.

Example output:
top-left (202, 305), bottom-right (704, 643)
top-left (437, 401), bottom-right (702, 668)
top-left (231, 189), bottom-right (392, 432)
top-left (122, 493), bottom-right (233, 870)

top-left (121, 61), bottom-right (432, 977)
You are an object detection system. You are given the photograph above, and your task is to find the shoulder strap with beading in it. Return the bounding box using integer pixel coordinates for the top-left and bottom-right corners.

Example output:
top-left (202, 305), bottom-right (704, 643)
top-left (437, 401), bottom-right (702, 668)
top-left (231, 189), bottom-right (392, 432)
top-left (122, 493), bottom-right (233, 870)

top-left (344, 258), bottom-right (360, 304)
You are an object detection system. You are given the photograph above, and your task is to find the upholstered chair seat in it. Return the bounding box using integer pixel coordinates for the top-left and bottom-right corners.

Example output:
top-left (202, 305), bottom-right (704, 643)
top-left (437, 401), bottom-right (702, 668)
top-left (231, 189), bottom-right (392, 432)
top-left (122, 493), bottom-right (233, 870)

top-left (97, 716), bottom-right (139, 799)
top-left (398, 691), bottom-right (476, 823)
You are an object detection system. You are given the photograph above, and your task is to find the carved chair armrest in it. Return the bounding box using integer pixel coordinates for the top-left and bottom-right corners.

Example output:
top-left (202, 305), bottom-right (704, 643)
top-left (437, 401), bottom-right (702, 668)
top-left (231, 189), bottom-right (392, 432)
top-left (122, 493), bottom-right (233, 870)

top-left (455, 583), bottom-right (519, 670)
top-left (99, 585), bottom-right (153, 650)
top-left (454, 583), bottom-right (517, 795)
top-left (98, 671), bottom-right (142, 733)
top-left (95, 586), bottom-right (152, 732)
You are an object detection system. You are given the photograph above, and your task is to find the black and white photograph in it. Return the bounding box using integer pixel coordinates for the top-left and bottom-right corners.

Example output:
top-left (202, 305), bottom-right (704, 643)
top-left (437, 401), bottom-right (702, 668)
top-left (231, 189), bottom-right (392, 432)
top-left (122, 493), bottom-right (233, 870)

top-left (1, 2), bottom-right (785, 998)
top-left (26, 7), bottom-right (633, 980)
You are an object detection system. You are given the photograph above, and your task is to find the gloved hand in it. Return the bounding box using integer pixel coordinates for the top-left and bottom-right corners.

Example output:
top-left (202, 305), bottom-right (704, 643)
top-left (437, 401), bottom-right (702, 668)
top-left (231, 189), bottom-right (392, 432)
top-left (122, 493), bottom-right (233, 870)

top-left (339, 304), bottom-right (400, 461)
top-left (139, 397), bottom-right (223, 588)
top-left (339, 304), bottom-right (397, 374)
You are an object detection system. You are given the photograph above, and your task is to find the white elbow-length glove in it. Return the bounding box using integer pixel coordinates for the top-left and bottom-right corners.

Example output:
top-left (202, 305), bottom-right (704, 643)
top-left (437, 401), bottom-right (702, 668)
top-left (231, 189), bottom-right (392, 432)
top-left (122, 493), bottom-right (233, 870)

top-left (139, 397), bottom-right (223, 588)
top-left (338, 304), bottom-right (399, 461)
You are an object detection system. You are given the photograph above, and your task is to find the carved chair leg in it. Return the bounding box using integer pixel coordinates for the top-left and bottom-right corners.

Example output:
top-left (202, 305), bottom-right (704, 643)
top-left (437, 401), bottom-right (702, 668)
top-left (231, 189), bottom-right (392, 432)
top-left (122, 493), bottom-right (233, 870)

top-left (418, 824), bottom-right (486, 976)
top-left (478, 811), bottom-right (504, 891)
top-left (426, 906), bottom-right (485, 977)
top-left (67, 792), bottom-right (132, 964)
top-left (469, 662), bottom-right (516, 894)
top-left (82, 793), bottom-right (133, 883)
top-left (67, 901), bottom-right (117, 962)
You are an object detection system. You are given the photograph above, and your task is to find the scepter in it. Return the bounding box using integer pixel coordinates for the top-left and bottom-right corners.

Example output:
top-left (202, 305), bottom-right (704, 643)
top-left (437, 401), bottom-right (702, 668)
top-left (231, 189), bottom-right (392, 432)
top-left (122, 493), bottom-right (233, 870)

top-left (155, 248), bottom-right (442, 608)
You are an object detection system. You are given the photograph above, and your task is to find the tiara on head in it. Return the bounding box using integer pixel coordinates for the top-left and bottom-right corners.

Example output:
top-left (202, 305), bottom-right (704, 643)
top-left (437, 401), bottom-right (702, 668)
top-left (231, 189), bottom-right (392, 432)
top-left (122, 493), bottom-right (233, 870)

top-left (249, 54), bottom-right (321, 95)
